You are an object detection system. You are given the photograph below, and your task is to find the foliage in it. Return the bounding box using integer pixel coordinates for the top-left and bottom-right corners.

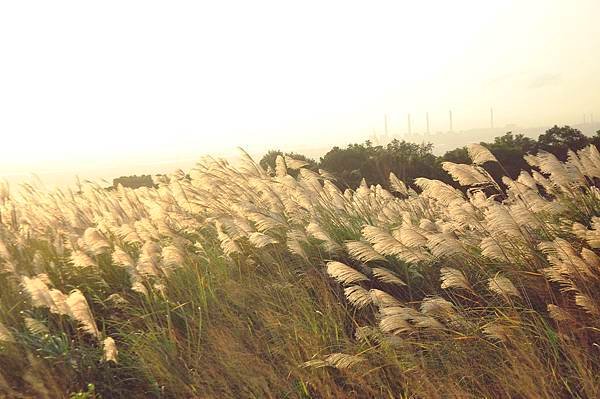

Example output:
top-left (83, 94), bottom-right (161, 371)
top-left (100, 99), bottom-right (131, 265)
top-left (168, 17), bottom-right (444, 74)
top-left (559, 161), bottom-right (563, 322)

top-left (538, 125), bottom-right (590, 159)
top-left (319, 139), bottom-right (446, 189)
top-left (0, 131), bottom-right (600, 398)
top-left (112, 174), bottom-right (156, 189)
top-left (259, 150), bottom-right (318, 177)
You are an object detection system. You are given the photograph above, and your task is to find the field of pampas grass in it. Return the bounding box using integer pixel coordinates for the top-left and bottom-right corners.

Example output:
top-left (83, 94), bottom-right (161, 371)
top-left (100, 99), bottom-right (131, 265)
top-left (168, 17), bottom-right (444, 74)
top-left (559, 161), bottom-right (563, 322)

top-left (0, 144), bottom-right (599, 398)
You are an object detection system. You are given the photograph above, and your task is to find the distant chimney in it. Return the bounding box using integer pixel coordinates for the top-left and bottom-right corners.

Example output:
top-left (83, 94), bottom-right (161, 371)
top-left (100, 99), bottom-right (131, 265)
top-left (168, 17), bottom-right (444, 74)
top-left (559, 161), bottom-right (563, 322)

top-left (584, 113), bottom-right (587, 125)
top-left (490, 107), bottom-right (494, 129)
top-left (449, 110), bottom-right (453, 132)
top-left (426, 112), bottom-right (430, 134)
top-left (384, 114), bottom-right (388, 136)
top-left (407, 113), bottom-right (412, 135)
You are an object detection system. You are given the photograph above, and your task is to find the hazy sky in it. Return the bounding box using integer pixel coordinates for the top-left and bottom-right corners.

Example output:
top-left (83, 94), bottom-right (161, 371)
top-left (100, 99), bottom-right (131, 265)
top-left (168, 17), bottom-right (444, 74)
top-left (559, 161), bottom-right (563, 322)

top-left (1, 0), bottom-right (599, 180)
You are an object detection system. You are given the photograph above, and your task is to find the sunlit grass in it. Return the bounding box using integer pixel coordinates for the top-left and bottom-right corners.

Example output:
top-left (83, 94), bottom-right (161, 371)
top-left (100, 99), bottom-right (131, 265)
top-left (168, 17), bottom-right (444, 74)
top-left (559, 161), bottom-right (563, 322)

top-left (0, 146), bottom-right (599, 398)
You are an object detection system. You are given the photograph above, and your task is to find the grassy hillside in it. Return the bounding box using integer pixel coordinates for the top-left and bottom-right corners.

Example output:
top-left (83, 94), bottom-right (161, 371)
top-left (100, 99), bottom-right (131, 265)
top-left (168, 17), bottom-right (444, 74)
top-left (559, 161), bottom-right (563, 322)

top-left (0, 145), bottom-right (599, 398)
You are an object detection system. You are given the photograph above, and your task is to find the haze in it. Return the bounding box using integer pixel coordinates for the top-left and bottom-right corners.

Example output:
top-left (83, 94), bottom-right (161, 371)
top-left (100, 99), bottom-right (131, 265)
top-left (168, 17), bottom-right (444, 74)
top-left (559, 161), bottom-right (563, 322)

top-left (1, 0), bottom-right (599, 186)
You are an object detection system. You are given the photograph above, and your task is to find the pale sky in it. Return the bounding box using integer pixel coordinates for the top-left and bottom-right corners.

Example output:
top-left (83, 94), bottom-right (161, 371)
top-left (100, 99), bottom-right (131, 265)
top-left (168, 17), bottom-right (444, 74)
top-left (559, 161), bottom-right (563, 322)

top-left (1, 1), bottom-right (599, 184)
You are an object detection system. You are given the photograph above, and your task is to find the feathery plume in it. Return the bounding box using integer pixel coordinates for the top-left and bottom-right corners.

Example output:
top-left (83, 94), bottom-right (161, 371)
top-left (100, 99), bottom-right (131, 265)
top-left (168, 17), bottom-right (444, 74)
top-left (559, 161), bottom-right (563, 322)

top-left (370, 289), bottom-right (401, 308)
top-left (467, 143), bottom-right (497, 165)
top-left (304, 353), bottom-right (365, 369)
top-left (307, 222), bottom-right (341, 252)
top-left (575, 294), bottom-right (599, 316)
top-left (420, 297), bottom-right (456, 318)
top-left (24, 318), bottom-right (49, 335)
top-left (81, 227), bottom-right (111, 255)
top-left (324, 353), bottom-right (365, 369)
top-left (161, 245), bottom-right (185, 269)
top-left (248, 232), bottom-right (278, 248)
top-left (66, 289), bottom-right (100, 339)
top-left (0, 322), bottom-right (14, 342)
top-left (483, 322), bottom-right (513, 342)
top-left (371, 267), bottom-right (406, 286)
top-left (344, 285), bottom-right (372, 309)
top-left (284, 156), bottom-right (308, 170)
top-left (488, 275), bottom-right (521, 299)
top-left (326, 261), bottom-right (369, 285)
top-left (70, 250), bottom-right (97, 269)
top-left (102, 337), bottom-right (118, 363)
top-left (440, 267), bottom-right (471, 291)
top-left (389, 172), bottom-right (409, 196)
top-left (547, 304), bottom-right (574, 322)
top-left (345, 241), bottom-right (385, 263)
top-left (21, 276), bottom-right (54, 309)
top-left (275, 155), bottom-right (287, 177)
top-left (442, 162), bottom-right (494, 186)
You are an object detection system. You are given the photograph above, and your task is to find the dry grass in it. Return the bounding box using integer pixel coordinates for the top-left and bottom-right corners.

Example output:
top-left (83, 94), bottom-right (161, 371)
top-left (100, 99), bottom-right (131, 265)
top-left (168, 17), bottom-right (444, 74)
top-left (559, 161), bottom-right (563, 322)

top-left (0, 148), bottom-right (598, 398)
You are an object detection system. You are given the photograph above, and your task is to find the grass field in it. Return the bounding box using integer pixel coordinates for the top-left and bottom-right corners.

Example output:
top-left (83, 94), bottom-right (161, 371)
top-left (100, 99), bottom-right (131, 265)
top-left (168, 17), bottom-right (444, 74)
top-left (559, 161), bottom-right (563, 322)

top-left (0, 144), bottom-right (599, 398)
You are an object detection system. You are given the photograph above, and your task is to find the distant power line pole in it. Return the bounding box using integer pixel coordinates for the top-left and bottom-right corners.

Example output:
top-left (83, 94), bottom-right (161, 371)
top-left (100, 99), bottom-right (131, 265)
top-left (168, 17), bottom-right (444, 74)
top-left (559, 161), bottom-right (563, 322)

top-left (384, 114), bottom-right (388, 136)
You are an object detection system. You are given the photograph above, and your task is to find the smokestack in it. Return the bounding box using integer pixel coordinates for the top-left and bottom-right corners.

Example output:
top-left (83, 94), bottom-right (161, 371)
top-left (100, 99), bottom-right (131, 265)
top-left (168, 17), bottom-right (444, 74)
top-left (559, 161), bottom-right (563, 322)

top-left (449, 110), bottom-right (453, 132)
top-left (592, 113), bottom-right (595, 125)
top-left (490, 107), bottom-right (494, 129)
top-left (584, 114), bottom-right (587, 125)
top-left (384, 114), bottom-right (388, 136)
top-left (407, 113), bottom-right (412, 135)
top-left (426, 112), bottom-right (430, 134)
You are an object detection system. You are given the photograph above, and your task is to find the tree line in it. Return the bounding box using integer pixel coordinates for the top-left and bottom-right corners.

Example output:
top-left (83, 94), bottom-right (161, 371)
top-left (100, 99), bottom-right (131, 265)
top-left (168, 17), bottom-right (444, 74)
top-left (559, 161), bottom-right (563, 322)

top-left (261, 125), bottom-right (600, 190)
top-left (113, 125), bottom-right (600, 190)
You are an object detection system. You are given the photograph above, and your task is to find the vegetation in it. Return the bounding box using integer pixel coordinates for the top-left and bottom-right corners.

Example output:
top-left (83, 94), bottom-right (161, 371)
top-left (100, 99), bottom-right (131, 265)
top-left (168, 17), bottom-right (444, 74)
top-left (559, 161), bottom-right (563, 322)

top-left (261, 126), bottom-right (600, 191)
top-left (112, 175), bottom-right (156, 189)
top-left (1, 130), bottom-right (600, 397)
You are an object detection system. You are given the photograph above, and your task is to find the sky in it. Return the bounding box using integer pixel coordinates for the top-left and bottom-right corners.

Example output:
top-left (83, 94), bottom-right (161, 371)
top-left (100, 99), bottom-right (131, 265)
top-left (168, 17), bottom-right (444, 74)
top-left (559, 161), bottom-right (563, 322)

top-left (0, 0), bottom-right (599, 186)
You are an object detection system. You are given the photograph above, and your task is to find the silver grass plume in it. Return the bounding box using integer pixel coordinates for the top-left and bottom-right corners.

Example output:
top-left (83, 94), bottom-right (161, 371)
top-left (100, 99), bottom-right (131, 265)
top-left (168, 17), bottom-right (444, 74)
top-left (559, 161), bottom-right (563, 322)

top-left (161, 245), bottom-right (185, 270)
top-left (343, 285), bottom-right (372, 309)
top-left (307, 222), bottom-right (341, 252)
top-left (371, 267), bottom-right (406, 286)
top-left (467, 143), bottom-right (498, 165)
top-left (488, 274), bottom-right (521, 299)
top-left (303, 353), bottom-right (365, 370)
top-left (389, 172), bottom-right (408, 196)
top-left (345, 240), bottom-right (385, 263)
top-left (275, 155), bottom-right (287, 178)
top-left (48, 289), bottom-right (70, 315)
top-left (575, 294), bottom-right (599, 316)
top-left (70, 250), bottom-right (97, 269)
top-left (326, 261), bottom-right (369, 285)
top-left (21, 276), bottom-right (54, 309)
top-left (370, 289), bottom-right (401, 308)
top-left (361, 225), bottom-right (404, 257)
top-left (81, 227), bottom-right (111, 255)
top-left (420, 297), bottom-right (456, 318)
top-left (324, 353), bottom-right (365, 369)
top-left (0, 322), bottom-right (14, 342)
top-left (112, 247), bottom-right (135, 268)
top-left (483, 321), bottom-right (514, 342)
top-left (284, 156), bottom-right (308, 170)
top-left (442, 162), bottom-right (494, 186)
top-left (318, 169), bottom-right (336, 181)
top-left (103, 337), bottom-right (118, 363)
top-left (440, 267), bottom-right (471, 291)
top-left (24, 318), bottom-right (49, 335)
top-left (66, 289), bottom-right (100, 339)
top-left (248, 232), bottom-right (278, 248)
top-left (547, 304), bottom-right (574, 322)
